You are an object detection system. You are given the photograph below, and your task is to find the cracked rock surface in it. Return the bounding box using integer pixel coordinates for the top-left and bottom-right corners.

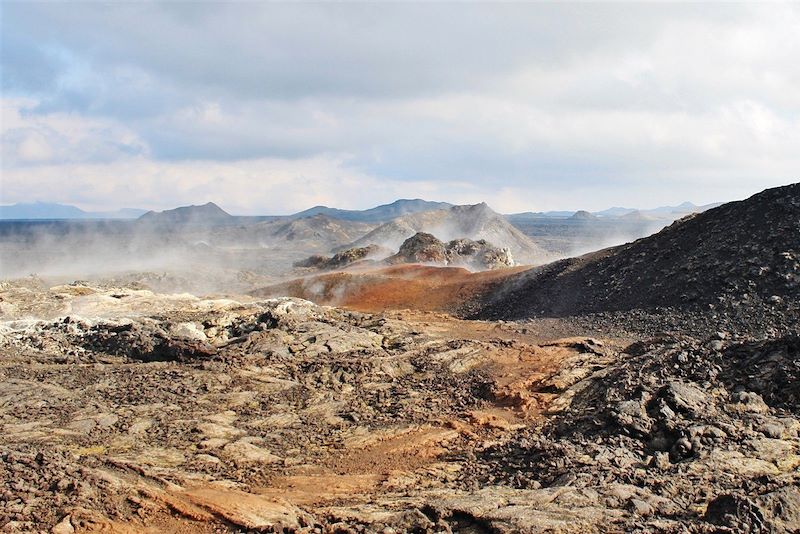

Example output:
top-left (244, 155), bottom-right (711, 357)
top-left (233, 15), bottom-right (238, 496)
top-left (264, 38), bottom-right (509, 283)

top-left (2, 281), bottom-right (799, 533)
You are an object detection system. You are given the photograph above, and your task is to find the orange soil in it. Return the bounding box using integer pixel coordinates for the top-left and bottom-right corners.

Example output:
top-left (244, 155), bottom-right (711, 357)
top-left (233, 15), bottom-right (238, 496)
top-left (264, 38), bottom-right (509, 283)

top-left (252, 263), bottom-right (530, 313)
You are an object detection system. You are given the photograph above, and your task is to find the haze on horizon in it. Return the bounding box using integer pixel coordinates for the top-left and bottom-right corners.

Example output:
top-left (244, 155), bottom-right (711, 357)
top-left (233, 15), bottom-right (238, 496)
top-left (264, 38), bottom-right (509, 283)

top-left (1, 2), bottom-right (799, 214)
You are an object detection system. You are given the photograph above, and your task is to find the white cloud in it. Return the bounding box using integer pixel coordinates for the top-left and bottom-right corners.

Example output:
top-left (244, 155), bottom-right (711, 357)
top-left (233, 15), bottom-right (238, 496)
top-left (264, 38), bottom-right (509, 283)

top-left (1, 97), bottom-right (148, 166)
top-left (0, 154), bottom-right (491, 214)
top-left (1, 4), bottom-right (798, 212)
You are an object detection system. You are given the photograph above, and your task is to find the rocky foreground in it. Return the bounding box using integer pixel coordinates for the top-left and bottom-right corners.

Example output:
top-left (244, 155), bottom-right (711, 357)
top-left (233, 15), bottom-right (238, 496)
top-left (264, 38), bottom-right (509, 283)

top-left (1, 280), bottom-right (799, 533)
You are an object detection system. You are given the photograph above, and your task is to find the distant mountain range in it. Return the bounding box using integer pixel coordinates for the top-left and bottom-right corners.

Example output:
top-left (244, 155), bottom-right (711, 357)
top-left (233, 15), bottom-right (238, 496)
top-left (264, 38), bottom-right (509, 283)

top-left (507, 201), bottom-right (723, 222)
top-left (0, 202), bottom-right (147, 220)
top-left (1, 198), bottom-right (723, 224)
top-left (288, 199), bottom-right (454, 222)
top-left (0, 198), bottom-right (451, 223)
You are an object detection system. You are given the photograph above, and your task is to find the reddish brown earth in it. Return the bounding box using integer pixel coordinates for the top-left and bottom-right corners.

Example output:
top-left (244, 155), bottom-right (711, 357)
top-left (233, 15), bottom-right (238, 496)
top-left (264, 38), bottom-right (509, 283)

top-left (251, 264), bottom-right (530, 313)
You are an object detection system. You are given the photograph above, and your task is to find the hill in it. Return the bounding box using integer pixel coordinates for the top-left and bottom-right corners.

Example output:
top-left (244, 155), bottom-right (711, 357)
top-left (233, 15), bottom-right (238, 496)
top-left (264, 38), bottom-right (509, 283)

top-left (266, 214), bottom-right (375, 247)
top-left (137, 202), bottom-right (234, 226)
top-left (570, 210), bottom-right (597, 221)
top-left (347, 203), bottom-right (549, 264)
top-left (475, 183), bottom-right (800, 319)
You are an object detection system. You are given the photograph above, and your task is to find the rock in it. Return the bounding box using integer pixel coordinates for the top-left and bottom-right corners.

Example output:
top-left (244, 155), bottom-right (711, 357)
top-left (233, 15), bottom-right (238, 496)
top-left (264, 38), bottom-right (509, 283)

top-left (84, 321), bottom-right (217, 362)
top-left (196, 422), bottom-right (243, 440)
top-left (671, 437), bottom-right (693, 459)
top-left (650, 452), bottom-right (671, 470)
top-left (445, 238), bottom-right (515, 269)
top-left (95, 414), bottom-right (118, 428)
top-left (182, 488), bottom-right (311, 530)
top-left (612, 400), bottom-right (652, 436)
top-left (222, 440), bottom-right (282, 465)
top-left (294, 244), bottom-right (391, 271)
top-left (705, 494), bottom-right (767, 532)
top-left (170, 322), bottom-right (208, 342)
top-left (51, 516), bottom-right (74, 534)
top-left (385, 232), bottom-right (515, 270)
top-left (387, 232), bottom-right (447, 264)
top-left (758, 486), bottom-right (800, 531)
top-left (195, 454), bottom-right (221, 464)
top-left (662, 381), bottom-right (711, 416)
top-left (759, 423), bottom-right (784, 439)
top-left (732, 391), bottom-right (770, 414)
top-left (629, 499), bottom-right (653, 517)
top-left (67, 418), bottom-right (97, 434)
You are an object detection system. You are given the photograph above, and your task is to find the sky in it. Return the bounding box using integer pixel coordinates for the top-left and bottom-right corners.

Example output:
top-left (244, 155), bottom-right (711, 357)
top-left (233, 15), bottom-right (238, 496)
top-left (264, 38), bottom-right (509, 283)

top-left (1, 2), bottom-right (799, 215)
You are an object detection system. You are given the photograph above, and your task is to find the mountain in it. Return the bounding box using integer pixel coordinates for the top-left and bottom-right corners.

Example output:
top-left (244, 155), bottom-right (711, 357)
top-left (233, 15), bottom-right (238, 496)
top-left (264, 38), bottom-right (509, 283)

top-left (506, 210), bottom-right (576, 221)
top-left (475, 183), bottom-right (800, 318)
top-left (509, 202), bottom-right (724, 222)
top-left (592, 206), bottom-right (636, 218)
top-left (619, 210), bottom-right (653, 221)
top-left (602, 201), bottom-right (724, 220)
top-left (639, 201), bottom-right (723, 219)
top-left (266, 214), bottom-right (375, 247)
top-left (214, 214), bottom-right (376, 253)
top-left (289, 199), bottom-right (454, 222)
top-left (0, 202), bottom-right (147, 220)
top-left (346, 203), bottom-right (549, 264)
top-left (570, 210), bottom-right (597, 221)
top-left (137, 202), bottom-right (234, 226)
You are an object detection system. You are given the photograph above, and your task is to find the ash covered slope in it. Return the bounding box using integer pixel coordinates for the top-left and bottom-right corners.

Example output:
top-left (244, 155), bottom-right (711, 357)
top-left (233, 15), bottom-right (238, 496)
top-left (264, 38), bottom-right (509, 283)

top-left (476, 183), bottom-right (800, 319)
top-left (347, 203), bottom-right (549, 264)
top-left (267, 214), bottom-right (375, 246)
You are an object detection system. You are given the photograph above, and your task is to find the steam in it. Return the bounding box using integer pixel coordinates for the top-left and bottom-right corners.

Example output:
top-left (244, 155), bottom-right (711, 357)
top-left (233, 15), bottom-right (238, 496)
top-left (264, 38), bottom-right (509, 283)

top-left (346, 204), bottom-right (544, 264)
top-left (0, 205), bottom-right (674, 300)
top-left (563, 220), bottom-right (669, 258)
top-left (0, 219), bottom-right (290, 294)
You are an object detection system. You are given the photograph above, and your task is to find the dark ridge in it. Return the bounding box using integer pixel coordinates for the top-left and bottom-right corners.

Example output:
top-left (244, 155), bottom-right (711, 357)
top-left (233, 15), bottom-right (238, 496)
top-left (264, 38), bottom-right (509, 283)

top-left (473, 182), bottom-right (800, 319)
top-left (137, 202), bottom-right (233, 226)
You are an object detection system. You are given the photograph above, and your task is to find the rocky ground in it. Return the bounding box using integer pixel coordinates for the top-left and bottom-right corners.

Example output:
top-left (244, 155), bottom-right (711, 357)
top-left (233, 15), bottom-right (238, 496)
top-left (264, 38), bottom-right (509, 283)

top-left (2, 184), bottom-right (798, 533)
top-left (2, 278), bottom-right (799, 533)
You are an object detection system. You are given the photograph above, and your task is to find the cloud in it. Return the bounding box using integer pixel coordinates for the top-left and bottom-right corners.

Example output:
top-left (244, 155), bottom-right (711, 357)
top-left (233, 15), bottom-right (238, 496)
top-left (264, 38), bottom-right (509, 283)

top-left (0, 151), bottom-right (482, 215)
top-left (1, 98), bottom-right (148, 166)
top-left (1, 3), bottom-right (798, 212)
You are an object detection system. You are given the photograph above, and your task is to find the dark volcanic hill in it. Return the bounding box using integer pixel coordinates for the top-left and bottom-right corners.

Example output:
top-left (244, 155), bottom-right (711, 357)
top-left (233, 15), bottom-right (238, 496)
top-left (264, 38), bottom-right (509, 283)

top-left (138, 202), bottom-right (234, 226)
top-left (475, 183), bottom-right (800, 319)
